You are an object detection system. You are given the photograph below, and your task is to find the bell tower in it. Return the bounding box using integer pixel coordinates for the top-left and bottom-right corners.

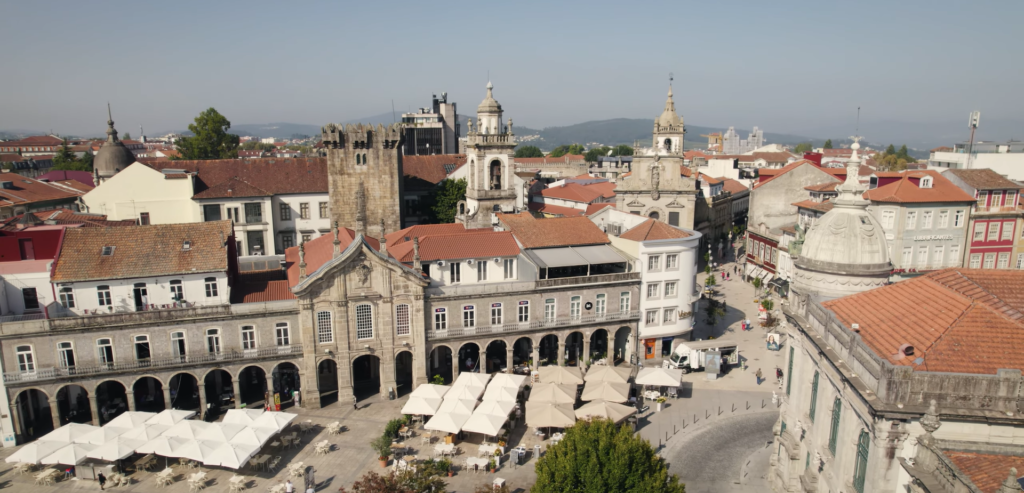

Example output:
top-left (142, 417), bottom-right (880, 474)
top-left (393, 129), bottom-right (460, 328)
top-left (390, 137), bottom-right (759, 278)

top-left (457, 82), bottom-right (517, 228)
top-left (652, 77), bottom-right (685, 154)
top-left (322, 123), bottom-right (405, 238)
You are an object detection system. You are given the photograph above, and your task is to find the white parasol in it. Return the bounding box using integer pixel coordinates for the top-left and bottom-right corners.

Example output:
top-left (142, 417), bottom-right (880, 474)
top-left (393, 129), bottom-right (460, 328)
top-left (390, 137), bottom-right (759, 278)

top-left (574, 400), bottom-right (636, 423)
top-left (635, 367), bottom-right (682, 387)
top-left (79, 425), bottom-right (131, 445)
top-left (401, 396), bottom-right (443, 416)
top-left (438, 398), bottom-right (478, 415)
top-left (228, 427), bottom-right (276, 447)
top-left (474, 400), bottom-right (516, 418)
top-left (4, 440), bottom-right (66, 464)
top-left (205, 442), bottom-right (261, 469)
top-left (462, 412), bottom-right (506, 436)
top-left (250, 411), bottom-right (296, 433)
top-left (487, 373), bottom-right (527, 390)
top-left (37, 423), bottom-right (99, 444)
top-left (538, 366), bottom-right (584, 385)
top-left (145, 409), bottom-right (195, 426)
top-left (119, 423), bottom-right (170, 441)
top-left (222, 409), bottom-right (266, 426)
top-left (583, 365), bottom-right (632, 384)
top-left (424, 412), bottom-right (471, 435)
top-left (105, 411), bottom-right (157, 429)
top-left (41, 443), bottom-right (97, 465)
top-left (410, 384), bottom-right (450, 400)
top-left (528, 382), bottom-right (576, 404)
top-left (580, 381), bottom-right (630, 403)
top-left (85, 436), bottom-right (146, 461)
top-left (525, 401), bottom-right (576, 428)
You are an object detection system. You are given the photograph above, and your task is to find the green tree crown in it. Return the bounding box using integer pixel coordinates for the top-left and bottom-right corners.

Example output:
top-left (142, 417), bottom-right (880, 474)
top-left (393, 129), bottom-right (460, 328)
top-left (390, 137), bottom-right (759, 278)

top-left (429, 178), bottom-right (467, 224)
top-left (515, 145), bottom-right (544, 158)
top-left (823, 139), bottom-right (833, 149)
top-left (175, 108), bottom-right (240, 160)
top-left (794, 143), bottom-right (812, 154)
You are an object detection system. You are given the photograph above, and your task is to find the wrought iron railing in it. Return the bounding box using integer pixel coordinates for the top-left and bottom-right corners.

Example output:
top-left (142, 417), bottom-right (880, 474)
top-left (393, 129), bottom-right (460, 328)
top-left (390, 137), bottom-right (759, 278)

top-left (427, 310), bottom-right (639, 341)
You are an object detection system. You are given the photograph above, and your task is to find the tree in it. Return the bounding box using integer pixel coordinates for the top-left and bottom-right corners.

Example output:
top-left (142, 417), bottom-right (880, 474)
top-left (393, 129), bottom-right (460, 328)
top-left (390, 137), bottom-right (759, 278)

top-left (240, 141), bottom-right (276, 152)
top-left (338, 469), bottom-right (447, 493)
top-left (121, 132), bottom-right (131, 141)
top-left (823, 139), bottom-right (833, 149)
top-left (897, 145), bottom-right (910, 160)
top-left (174, 107), bottom-right (240, 160)
top-left (875, 144), bottom-right (917, 172)
top-left (705, 297), bottom-right (725, 327)
top-left (52, 139), bottom-right (91, 171)
top-left (549, 144), bottom-right (585, 157)
top-left (532, 418), bottom-right (685, 493)
top-left (584, 146), bottom-right (611, 163)
top-left (79, 151), bottom-right (93, 170)
top-left (515, 145), bottom-right (544, 158)
top-left (429, 178), bottom-right (467, 224)
top-left (613, 144), bottom-right (634, 156)
top-left (885, 144), bottom-right (896, 156)
top-left (794, 142), bottom-right (812, 154)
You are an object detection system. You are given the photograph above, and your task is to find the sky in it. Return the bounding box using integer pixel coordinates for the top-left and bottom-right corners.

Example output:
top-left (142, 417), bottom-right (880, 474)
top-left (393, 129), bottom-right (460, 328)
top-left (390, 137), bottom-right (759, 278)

top-left (1, 0), bottom-right (1022, 141)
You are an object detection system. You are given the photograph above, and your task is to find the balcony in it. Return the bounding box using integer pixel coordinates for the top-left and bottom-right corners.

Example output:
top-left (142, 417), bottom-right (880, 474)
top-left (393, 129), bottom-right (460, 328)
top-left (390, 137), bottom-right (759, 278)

top-left (427, 310), bottom-right (639, 341)
top-left (424, 272), bottom-right (640, 297)
top-left (2, 344), bottom-right (304, 384)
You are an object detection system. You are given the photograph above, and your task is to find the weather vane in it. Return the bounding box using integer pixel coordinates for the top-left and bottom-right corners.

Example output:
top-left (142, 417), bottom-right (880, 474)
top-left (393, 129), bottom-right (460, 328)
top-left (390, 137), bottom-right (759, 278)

top-left (669, 72), bottom-right (674, 86)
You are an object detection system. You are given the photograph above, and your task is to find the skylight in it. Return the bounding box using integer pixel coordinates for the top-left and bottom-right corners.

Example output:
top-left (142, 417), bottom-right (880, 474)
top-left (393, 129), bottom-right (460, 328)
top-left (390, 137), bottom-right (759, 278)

top-left (101, 246), bottom-right (115, 256)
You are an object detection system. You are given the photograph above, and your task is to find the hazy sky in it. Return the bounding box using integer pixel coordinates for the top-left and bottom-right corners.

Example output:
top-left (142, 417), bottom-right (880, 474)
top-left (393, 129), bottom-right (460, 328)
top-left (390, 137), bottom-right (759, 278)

top-left (2, 0), bottom-right (1021, 138)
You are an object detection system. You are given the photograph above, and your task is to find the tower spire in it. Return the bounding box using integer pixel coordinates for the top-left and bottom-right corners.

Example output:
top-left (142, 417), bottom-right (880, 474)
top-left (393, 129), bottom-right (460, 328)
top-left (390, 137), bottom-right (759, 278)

top-left (834, 136), bottom-right (867, 206)
top-left (105, 103), bottom-right (120, 143)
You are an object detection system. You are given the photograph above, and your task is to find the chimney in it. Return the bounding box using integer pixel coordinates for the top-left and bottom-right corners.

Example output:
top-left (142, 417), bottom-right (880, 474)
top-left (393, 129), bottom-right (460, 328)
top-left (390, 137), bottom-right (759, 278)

top-left (332, 220), bottom-right (341, 258)
top-left (412, 237), bottom-right (421, 270)
top-left (804, 152), bottom-right (823, 166)
top-left (298, 242), bottom-right (307, 280)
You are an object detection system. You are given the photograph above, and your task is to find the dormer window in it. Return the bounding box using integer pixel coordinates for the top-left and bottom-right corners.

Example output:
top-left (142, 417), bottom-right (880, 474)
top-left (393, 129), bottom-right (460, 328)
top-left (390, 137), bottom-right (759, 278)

top-left (182, 240), bottom-right (192, 251)
top-left (101, 246), bottom-right (115, 256)
top-left (920, 177), bottom-right (933, 189)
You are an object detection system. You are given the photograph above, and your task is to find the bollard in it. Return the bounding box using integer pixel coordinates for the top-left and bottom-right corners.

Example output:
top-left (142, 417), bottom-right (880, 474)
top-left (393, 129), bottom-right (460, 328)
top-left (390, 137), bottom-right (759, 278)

top-left (746, 400), bottom-right (750, 410)
top-left (762, 399), bottom-right (766, 409)
top-left (665, 431), bottom-right (668, 442)
top-left (719, 406), bottom-right (722, 416)
top-left (732, 403), bottom-right (736, 412)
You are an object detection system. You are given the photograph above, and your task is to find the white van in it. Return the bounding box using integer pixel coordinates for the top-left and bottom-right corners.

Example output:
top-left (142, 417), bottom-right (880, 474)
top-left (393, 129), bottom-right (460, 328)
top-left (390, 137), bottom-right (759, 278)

top-left (664, 339), bottom-right (739, 373)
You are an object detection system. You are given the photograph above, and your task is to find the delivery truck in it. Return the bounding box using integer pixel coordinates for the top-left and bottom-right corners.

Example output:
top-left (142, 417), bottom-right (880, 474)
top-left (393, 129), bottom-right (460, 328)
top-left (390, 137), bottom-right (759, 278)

top-left (664, 339), bottom-right (739, 373)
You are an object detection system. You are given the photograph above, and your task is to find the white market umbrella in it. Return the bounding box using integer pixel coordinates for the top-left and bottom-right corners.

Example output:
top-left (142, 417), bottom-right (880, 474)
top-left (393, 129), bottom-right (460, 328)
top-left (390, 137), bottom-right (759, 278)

top-left (145, 409), bottom-right (195, 426)
top-left (462, 412), bottom-right (506, 437)
top-left (583, 366), bottom-right (632, 384)
top-left (251, 412), bottom-right (297, 433)
top-left (4, 440), bottom-right (66, 464)
top-left (206, 423), bottom-right (247, 443)
top-left (575, 400), bottom-right (636, 423)
top-left (487, 373), bottom-right (527, 390)
top-left (41, 443), bottom-right (97, 465)
top-left (452, 372), bottom-right (491, 389)
top-left (86, 436), bottom-right (146, 461)
top-left (79, 425), bottom-right (131, 445)
top-left (438, 398), bottom-right (478, 415)
top-left (528, 383), bottom-right (576, 404)
top-left (137, 436), bottom-right (190, 456)
top-left (38, 423), bottom-right (99, 444)
top-left (105, 411), bottom-right (157, 429)
top-left (410, 384), bottom-right (450, 400)
top-left (228, 427), bottom-right (276, 448)
top-left (481, 385), bottom-right (518, 403)
top-left (119, 424), bottom-right (170, 441)
top-left (445, 384), bottom-right (484, 401)
top-left (162, 420), bottom-right (213, 440)
top-left (170, 439), bottom-right (220, 462)
top-left (580, 381), bottom-right (630, 403)
top-left (525, 401), bottom-right (576, 428)
top-left (635, 368), bottom-right (682, 387)
top-left (205, 442), bottom-right (261, 469)
top-left (401, 396), bottom-right (443, 416)
top-left (424, 412), bottom-right (470, 435)
top-left (474, 400), bottom-right (516, 418)
top-left (222, 409), bottom-right (266, 426)
top-left (538, 366), bottom-right (584, 385)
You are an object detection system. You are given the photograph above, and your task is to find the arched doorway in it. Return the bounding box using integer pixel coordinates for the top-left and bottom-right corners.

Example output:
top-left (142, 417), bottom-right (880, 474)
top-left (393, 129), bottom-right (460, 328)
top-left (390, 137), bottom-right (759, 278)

top-left (352, 355), bottom-right (380, 400)
top-left (203, 369), bottom-right (233, 418)
top-left (663, 138), bottom-right (672, 151)
top-left (428, 346), bottom-right (453, 384)
top-left (15, 389), bottom-right (53, 441)
top-left (133, 377), bottom-right (166, 413)
top-left (239, 366), bottom-right (268, 409)
top-left (614, 327), bottom-right (632, 364)
top-left (56, 384), bottom-right (92, 425)
top-left (317, 360), bottom-right (338, 407)
top-left (649, 211), bottom-right (660, 220)
top-left (272, 363), bottom-right (301, 409)
top-left (168, 373), bottom-right (199, 411)
top-left (395, 351), bottom-right (413, 397)
top-left (95, 381), bottom-right (128, 425)
top-left (458, 343), bottom-right (480, 373)
top-left (484, 340), bottom-right (507, 373)
top-left (512, 337), bottom-right (532, 370)
top-left (565, 332), bottom-right (584, 366)
top-left (539, 335), bottom-right (558, 366)
top-left (590, 329), bottom-right (609, 362)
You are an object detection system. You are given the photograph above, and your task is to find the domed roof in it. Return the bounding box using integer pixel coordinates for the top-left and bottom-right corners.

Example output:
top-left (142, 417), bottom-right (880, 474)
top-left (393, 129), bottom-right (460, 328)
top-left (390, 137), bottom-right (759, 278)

top-left (94, 106), bottom-right (136, 178)
top-left (477, 81), bottom-right (502, 114)
top-left (656, 85), bottom-right (682, 128)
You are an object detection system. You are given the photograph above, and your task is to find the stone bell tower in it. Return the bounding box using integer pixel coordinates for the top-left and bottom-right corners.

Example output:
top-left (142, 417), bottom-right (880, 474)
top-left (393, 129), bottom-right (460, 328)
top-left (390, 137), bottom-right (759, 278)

top-left (652, 82), bottom-right (685, 154)
top-left (322, 123), bottom-right (405, 238)
top-left (457, 82), bottom-right (517, 229)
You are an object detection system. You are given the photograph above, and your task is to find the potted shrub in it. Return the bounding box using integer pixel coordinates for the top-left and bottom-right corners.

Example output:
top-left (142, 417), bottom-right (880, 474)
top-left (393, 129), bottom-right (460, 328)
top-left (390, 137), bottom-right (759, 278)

top-left (440, 458), bottom-right (453, 477)
top-left (431, 374), bottom-right (445, 385)
top-left (370, 434), bottom-right (392, 468)
top-left (488, 458), bottom-right (496, 473)
top-left (656, 396), bottom-right (667, 412)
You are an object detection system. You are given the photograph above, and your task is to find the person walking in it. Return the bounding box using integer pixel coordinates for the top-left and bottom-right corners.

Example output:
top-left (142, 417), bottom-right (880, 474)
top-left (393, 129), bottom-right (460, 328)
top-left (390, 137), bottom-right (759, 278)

top-left (755, 368), bottom-right (763, 385)
top-left (352, 395), bottom-right (358, 411)
top-left (98, 473), bottom-right (107, 490)
top-left (285, 480), bottom-right (294, 493)
top-left (776, 367), bottom-right (784, 386)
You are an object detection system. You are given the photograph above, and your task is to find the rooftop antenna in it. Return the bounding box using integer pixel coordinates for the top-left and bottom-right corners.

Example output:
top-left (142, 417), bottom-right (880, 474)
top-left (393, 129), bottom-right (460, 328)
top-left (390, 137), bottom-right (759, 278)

top-left (966, 111), bottom-right (981, 169)
top-left (856, 106), bottom-right (861, 136)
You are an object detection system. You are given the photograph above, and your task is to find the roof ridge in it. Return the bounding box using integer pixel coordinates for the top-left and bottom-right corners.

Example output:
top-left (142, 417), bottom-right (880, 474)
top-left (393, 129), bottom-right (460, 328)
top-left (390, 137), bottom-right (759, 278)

top-left (939, 269), bottom-right (1024, 321)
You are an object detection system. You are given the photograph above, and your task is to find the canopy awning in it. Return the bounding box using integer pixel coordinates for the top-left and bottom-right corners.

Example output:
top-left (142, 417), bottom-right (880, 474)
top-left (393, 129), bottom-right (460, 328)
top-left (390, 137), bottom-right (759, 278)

top-left (524, 245), bottom-right (625, 269)
top-left (572, 245), bottom-right (627, 264)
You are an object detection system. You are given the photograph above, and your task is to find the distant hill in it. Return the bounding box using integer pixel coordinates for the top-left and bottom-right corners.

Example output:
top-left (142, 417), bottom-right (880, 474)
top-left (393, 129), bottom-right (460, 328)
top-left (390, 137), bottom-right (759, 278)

top-left (227, 122), bottom-right (324, 139)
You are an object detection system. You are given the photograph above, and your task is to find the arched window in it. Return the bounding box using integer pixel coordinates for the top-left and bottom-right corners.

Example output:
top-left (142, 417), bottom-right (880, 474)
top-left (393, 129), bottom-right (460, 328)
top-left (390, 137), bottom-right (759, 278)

top-left (356, 154), bottom-right (361, 165)
top-left (649, 211), bottom-right (660, 220)
top-left (853, 430), bottom-right (870, 493)
top-left (355, 304), bottom-right (373, 339)
top-left (664, 138), bottom-right (672, 150)
top-left (828, 397), bottom-right (842, 455)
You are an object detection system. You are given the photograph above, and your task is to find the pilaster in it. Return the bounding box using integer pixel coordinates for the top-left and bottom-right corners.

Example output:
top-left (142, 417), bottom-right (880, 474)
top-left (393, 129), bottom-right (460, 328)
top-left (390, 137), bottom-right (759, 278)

top-left (126, 391), bottom-right (136, 412)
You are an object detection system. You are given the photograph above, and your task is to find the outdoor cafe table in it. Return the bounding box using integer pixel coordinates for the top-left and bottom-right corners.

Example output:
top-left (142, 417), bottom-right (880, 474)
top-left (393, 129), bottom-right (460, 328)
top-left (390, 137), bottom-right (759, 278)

top-left (253, 455), bottom-right (271, 471)
top-left (434, 443), bottom-right (455, 457)
top-left (289, 462), bottom-right (305, 477)
top-left (478, 444), bottom-right (499, 456)
top-left (465, 457), bottom-right (490, 472)
top-left (390, 443), bottom-right (407, 455)
top-left (134, 453), bottom-right (156, 471)
top-left (34, 469), bottom-right (59, 485)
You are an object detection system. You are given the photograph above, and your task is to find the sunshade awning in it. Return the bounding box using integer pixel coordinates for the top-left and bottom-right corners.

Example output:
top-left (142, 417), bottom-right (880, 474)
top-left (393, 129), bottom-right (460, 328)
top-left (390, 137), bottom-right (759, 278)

top-left (575, 400), bottom-right (636, 423)
top-left (402, 396), bottom-right (443, 416)
top-left (525, 402), bottom-right (576, 428)
top-left (424, 412), bottom-right (471, 435)
top-left (572, 245), bottom-right (626, 264)
top-left (525, 245), bottom-right (626, 269)
top-left (462, 412), bottom-right (506, 436)
top-left (580, 381), bottom-right (630, 403)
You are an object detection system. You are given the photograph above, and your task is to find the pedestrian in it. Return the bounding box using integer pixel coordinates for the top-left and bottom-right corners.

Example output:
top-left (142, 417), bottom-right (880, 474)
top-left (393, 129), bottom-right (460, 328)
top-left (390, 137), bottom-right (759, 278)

top-left (755, 368), bottom-right (763, 385)
top-left (352, 395), bottom-right (358, 411)
top-left (285, 480), bottom-right (294, 493)
top-left (727, 273), bottom-right (731, 281)
top-left (306, 488), bottom-right (315, 493)
top-left (98, 472), bottom-right (107, 490)
top-left (776, 367), bottom-right (783, 385)
top-left (734, 265), bottom-right (738, 274)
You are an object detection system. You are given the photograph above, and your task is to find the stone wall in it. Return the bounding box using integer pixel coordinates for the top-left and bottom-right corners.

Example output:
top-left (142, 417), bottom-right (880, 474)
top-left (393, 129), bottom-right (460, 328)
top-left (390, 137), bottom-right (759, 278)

top-left (322, 123), bottom-right (405, 237)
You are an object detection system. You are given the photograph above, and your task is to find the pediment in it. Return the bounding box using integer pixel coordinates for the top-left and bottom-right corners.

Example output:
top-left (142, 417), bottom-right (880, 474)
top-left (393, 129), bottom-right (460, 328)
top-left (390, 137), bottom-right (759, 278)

top-left (292, 235), bottom-right (427, 298)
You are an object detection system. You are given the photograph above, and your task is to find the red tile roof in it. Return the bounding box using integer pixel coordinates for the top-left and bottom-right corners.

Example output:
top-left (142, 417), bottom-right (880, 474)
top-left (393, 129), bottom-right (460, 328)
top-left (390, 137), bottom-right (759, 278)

top-left (944, 168), bottom-right (1021, 191)
top-left (720, 178), bottom-right (748, 194)
top-left (385, 223), bottom-right (470, 247)
top-left (0, 175), bottom-right (92, 207)
top-left (403, 154), bottom-right (466, 185)
top-left (528, 202), bottom-right (585, 217)
top-left (284, 227), bottom-right (380, 287)
top-left (822, 268), bottom-right (1024, 374)
top-left (0, 154), bottom-right (22, 163)
top-left (585, 181), bottom-right (616, 199)
top-left (37, 170), bottom-right (95, 187)
top-left (194, 177), bottom-right (272, 199)
top-left (619, 219), bottom-right (692, 241)
top-left (697, 173), bottom-right (721, 185)
top-left (498, 212), bottom-right (609, 249)
top-left (791, 200), bottom-right (835, 213)
top-left (230, 270), bottom-right (296, 303)
top-left (862, 170), bottom-right (976, 204)
top-left (538, 183), bottom-right (604, 203)
top-left (945, 451), bottom-right (1024, 493)
top-left (585, 202), bottom-right (615, 215)
top-left (389, 231), bottom-right (519, 263)
top-left (0, 209), bottom-right (135, 231)
top-left (753, 160), bottom-right (842, 189)
top-left (684, 150), bottom-right (710, 160)
top-left (2, 135), bottom-right (63, 146)
top-left (141, 158), bottom-right (326, 198)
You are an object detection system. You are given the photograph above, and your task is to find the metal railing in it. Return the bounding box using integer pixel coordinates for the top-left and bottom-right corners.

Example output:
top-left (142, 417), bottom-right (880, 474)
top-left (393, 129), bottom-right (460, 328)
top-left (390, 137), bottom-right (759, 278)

top-left (427, 310), bottom-right (639, 341)
top-left (2, 344), bottom-right (304, 384)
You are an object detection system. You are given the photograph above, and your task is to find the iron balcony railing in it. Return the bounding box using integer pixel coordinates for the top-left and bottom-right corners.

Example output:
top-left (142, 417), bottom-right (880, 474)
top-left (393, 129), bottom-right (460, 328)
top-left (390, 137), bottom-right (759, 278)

top-left (2, 344), bottom-right (304, 384)
top-left (427, 310), bottom-right (639, 341)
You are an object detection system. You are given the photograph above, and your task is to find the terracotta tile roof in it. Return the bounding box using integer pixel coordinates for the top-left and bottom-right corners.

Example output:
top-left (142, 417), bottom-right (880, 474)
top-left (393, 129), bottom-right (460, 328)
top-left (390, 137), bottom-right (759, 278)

top-left (791, 199), bottom-right (835, 213)
top-left (697, 173), bottom-right (721, 185)
top-left (720, 178), bottom-right (747, 194)
top-left (284, 227), bottom-right (380, 287)
top-left (37, 170), bottom-right (95, 187)
top-left (585, 181), bottom-right (616, 199)
top-left (2, 135), bottom-right (63, 146)
top-left (805, 182), bottom-right (839, 192)
top-left (945, 168), bottom-right (1021, 191)
top-left (945, 451), bottom-right (1024, 493)
top-left (231, 270), bottom-right (296, 303)
top-left (0, 154), bottom-right (22, 162)
top-left (498, 212), bottom-right (609, 249)
top-left (619, 218), bottom-right (692, 241)
top-left (863, 170), bottom-right (976, 204)
top-left (679, 166), bottom-right (694, 178)
top-left (403, 154), bottom-right (466, 185)
top-left (194, 177), bottom-right (272, 199)
top-left (931, 146), bottom-right (954, 153)
top-left (0, 209), bottom-right (135, 231)
top-left (528, 202), bottom-right (585, 217)
top-left (141, 158), bottom-right (326, 198)
top-left (753, 160), bottom-right (842, 189)
top-left (0, 175), bottom-right (91, 207)
top-left (385, 223), bottom-right (470, 247)
top-left (822, 268), bottom-right (1024, 374)
top-left (780, 224), bottom-right (797, 235)
top-left (389, 231), bottom-right (519, 263)
top-left (538, 183), bottom-right (604, 203)
top-left (52, 221), bottom-right (233, 282)
top-left (684, 150), bottom-right (710, 160)
top-left (585, 202), bottom-right (615, 215)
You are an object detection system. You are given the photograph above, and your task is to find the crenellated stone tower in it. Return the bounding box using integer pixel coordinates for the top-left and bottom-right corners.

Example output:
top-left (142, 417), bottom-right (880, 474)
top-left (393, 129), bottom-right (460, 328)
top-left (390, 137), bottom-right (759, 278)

top-left (457, 82), bottom-right (518, 228)
top-left (322, 123), bottom-right (405, 238)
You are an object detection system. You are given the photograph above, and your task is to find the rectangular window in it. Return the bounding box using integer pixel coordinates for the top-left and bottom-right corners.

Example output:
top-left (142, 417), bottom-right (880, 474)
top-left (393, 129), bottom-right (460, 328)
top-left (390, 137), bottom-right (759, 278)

top-left (477, 261), bottom-right (487, 281)
top-left (134, 335), bottom-right (151, 361)
top-left (23, 287), bottom-right (39, 310)
top-left (1002, 221), bottom-right (1014, 241)
top-left (933, 246), bottom-right (944, 266)
top-left (58, 286), bottom-right (75, 308)
top-left (275, 323), bottom-right (290, 346)
top-left (595, 294), bottom-right (606, 317)
top-left (969, 253), bottom-right (981, 268)
top-left (988, 222), bottom-right (1000, 241)
top-left (917, 246), bottom-right (928, 266)
top-left (206, 329), bottom-right (221, 354)
top-left (281, 234), bottom-right (294, 250)
top-left (57, 342), bottom-right (75, 369)
top-left (244, 203), bottom-right (263, 223)
top-left (544, 299), bottom-right (556, 322)
top-left (169, 280), bottom-right (183, 301)
top-left (647, 283), bottom-right (659, 299)
top-left (901, 247), bottom-right (912, 266)
top-left (1018, 253), bottom-right (1024, 269)
top-left (490, 303), bottom-right (503, 325)
top-left (666, 254), bottom-right (678, 269)
top-left (938, 210), bottom-right (949, 228)
top-left (974, 222), bottom-right (986, 241)
top-left (203, 204), bottom-right (222, 221)
top-left (663, 309), bottom-right (676, 323)
top-left (905, 211), bottom-right (917, 229)
top-left (881, 210), bottom-right (895, 229)
top-left (355, 304), bottom-right (373, 339)
top-left (646, 310), bottom-right (658, 325)
top-left (1007, 191), bottom-right (1017, 207)
top-left (620, 292), bottom-right (630, 312)
top-left (171, 332), bottom-right (187, 358)
top-left (395, 305), bottom-right (410, 336)
top-left (504, 259), bottom-right (515, 279)
top-left (569, 296), bottom-right (581, 320)
top-left (829, 399), bottom-right (842, 456)
top-left (954, 210), bottom-right (965, 227)
top-left (97, 339), bottom-right (114, 364)
top-left (450, 262), bottom-right (460, 283)
top-left (809, 371), bottom-right (819, 422)
top-left (998, 252), bottom-right (1010, 269)
top-left (983, 253), bottom-right (996, 269)
top-left (668, 211), bottom-right (679, 226)
top-left (992, 191), bottom-right (1003, 208)
top-left (978, 191), bottom-right (988, 208)
top-left (665, 282), bottom-right (677, 297)
top-left (434, 308), bottom-right (448, 330)
top-left (316, 311), bottom-right (333, 343)
top-left (922, 211), bottom-right (933, 229)
top-left (241, 326), bottom-right (256, 350)
top-left (949, 244), bottom-right (959, 266)
top-left (518, 301), bottom-right (529, 323)
top-left (648, 255), bottom-right (660, 271)
top-left (319, 202), bottom-right (328, 219)
top-left (16, 346), bottom-right (34, 372)
top-left (139, 212), bottom-right (150, 225)
top-left (462, 306), bottom-right (474, 328)
top-left (302, 234), bottom-right (312, 244)
top-left (300, 203), bottom-right (310, 219)
top-left (205, 277), bottom-right (219, 297)
top-left (279, 203), bottom-right (291, 221)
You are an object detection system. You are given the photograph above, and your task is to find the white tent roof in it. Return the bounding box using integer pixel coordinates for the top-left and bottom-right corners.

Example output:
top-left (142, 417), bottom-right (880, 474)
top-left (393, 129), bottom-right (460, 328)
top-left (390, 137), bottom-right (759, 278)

top-left (401, 396), bottom-right (443, 416)
top-left (452, 372), bottom-right (491, 389)
top-left (438, 398), bottom-right (478, 415)
top-left (487, 373), bottom-right (527, 390)
top-left (228, 427), bottom-right (276, 448)
top-left (145, 409), bottom-right (195, 426)
top-left (161, 420), bottom-right (214, 440)
top-left (462, 412), bottom-right (506, 436)
top-left (86, 436), bottom-right (146, 461)
top-left (4, 440), bottom-right (66, 464)
top-left (250, 412), bottom-right (297, 434)
top-left (635, 367), bottom-right (682, 387)
top-left (583, 366), bottom-right (632, 384)
top-left (538, 366), bottom-right (584, 385)
top-left (222, 409), bottom-right (266, 425)
top-left (424, 412), bottom-right (471, 435)
top-left (204, 442), bottom-right (261, 469)
top-left (528, 383), bottom-right (576, 404)
top-left (136, 436), bottom-right (180, 457)
top-left (525, 401), bottom-right (576, 428)
top-left (41, 443), bottom-right (97, 465)
top-left (168, 439), bottom-right (221, 462)
top-left (474, 400), bottom-right (516, 418)
top-left (38, 423), bottom-right (99, 444)
top-left (79, 425), bottom-right (131, 445)
top-left (410, 384), bottom-right (450, 400)
top-left (105, 411), bottom-right (157, 429)
top-left (575, 400), bottom-right (636, 423)
top-left (445, 384), bottom-right (485, 401)
top-left (119, 424), bottom-right (170, 441)
top-left (580, 381), bottom-right (630, 403)
top-left (481, 385), bottom-right (519, 403)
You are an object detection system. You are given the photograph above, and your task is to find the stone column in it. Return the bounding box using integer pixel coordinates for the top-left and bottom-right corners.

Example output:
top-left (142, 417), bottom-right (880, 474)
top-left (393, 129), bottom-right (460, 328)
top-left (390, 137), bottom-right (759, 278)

top-left (337, 355), bottom-right (355, 406)
top-left (48, 397), bottom-right (61, 429)
top-left (9, 401), bottom-right (22, 442)
top-left (126, 391), bottom-right (136, 412)
top-left (162, 387), bottom-right (172, 411)
top-left (381, 350), bottom-right (398, 401)
top-left (453, 354), bottom-right (461, 380)
top-left (532, 346), bottom-right (540, 370)
top-left (232, 380), bottom-right (242, 409)
top-left (506, 348), bottom-right (514, 373)
top-left (198, 384), bottom-right (207, 416)
top-left (88, 395), bottom-right (100, 426)
top-left (583, 339), bottom-right (591, 366)
top-left (607, 332), bottom-right (614, 363)
top-left (557, 342), bottom-right (565, 366)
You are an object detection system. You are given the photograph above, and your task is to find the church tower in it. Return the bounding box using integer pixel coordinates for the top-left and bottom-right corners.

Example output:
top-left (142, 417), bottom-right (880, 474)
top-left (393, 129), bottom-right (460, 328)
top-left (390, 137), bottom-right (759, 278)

top-left (652, 84), bottom-right (685, 154)
top-left (457, 82), bottom-right (517, 228)
top-left (322, 123), bottom-right (405, 239)
top-left (93, 105), bottom-right (136, 186)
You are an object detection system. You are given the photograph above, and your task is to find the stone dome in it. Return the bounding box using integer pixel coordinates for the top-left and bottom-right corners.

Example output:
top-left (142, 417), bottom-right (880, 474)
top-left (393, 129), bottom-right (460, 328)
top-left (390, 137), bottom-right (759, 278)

top-left (94, 107), bottom-right (136, 179)
top-left (656, 85), bottom-right (682, 128)
top-left (477, 81), bottom-right (502, 114)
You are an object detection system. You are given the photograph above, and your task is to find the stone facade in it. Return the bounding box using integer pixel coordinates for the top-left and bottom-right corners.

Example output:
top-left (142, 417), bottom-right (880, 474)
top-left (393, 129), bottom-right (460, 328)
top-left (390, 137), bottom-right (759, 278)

top-left (322, 123), bottom-right (405, 239)
top-left (458, 83), bottom-right (517, 229)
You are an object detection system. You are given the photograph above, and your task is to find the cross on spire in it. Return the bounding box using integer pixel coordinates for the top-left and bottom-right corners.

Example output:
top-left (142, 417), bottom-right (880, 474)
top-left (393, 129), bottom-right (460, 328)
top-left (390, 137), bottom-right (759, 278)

top-left (669, 72), bottom-right (673, 86)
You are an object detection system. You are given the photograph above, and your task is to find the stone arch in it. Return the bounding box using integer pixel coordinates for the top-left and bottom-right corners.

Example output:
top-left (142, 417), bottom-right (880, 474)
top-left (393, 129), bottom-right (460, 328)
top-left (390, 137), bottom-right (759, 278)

top-left (14, 388), bottom-right (52, 442)
top-left (95, 380), bottom-right (128, 425)
top-left (270, 361), bottom-right (301, 410)
top-left (589, 328), bottom-right (609, 361)
top-left (512, 336), bottom-right (533, 369)
top-left (457, 341), bottom-right (481, 373)
top-left (564, 331), bottom-right (585, 366)
top-left (614, 326), bottom-right (632, 364)
top-left (352, 354), bottom-right (381, 400)
top-left (203, 368), bottom-right (234, 416)
top-left (316, 358), bottom-right (339, 407)
top-left (489, 159), bottom-right (503, 190)
top-left (168, 372), bottom-right (200, 411)
top-left (428, 345), bottom-right (453, 384)
top-left (238, 365), bottom-right (269, 408)
top-left (132, 376), bottom-right (166, 413)
top-left (394, 350), bottom-right (414, 397)
top-left (484, 339), bottom-right (509, 373)
top-left (538, 334), bottom-right (559, 365)
top-left (55, 384), bottom-right (92, 425)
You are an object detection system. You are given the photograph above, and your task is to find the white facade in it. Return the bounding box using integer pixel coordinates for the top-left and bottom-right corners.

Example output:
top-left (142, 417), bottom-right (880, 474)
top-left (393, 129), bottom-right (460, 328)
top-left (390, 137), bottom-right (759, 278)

top-left (422, 256), bottom-right (521, 288)
top-left (196, 197), bottom-right (274, 256)
top-left (0, 260), bottom-right (54, 316)
top-left (269, 193), bottom-right (332, 252)
top-left (53, 272), bottom-right (230, 316)
top-left (928, 150), bottom-right (1024, 180)
top-left (80, 162), bottom-right (199, 224)
top-left (636, 238), bottom-right (700, 343)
